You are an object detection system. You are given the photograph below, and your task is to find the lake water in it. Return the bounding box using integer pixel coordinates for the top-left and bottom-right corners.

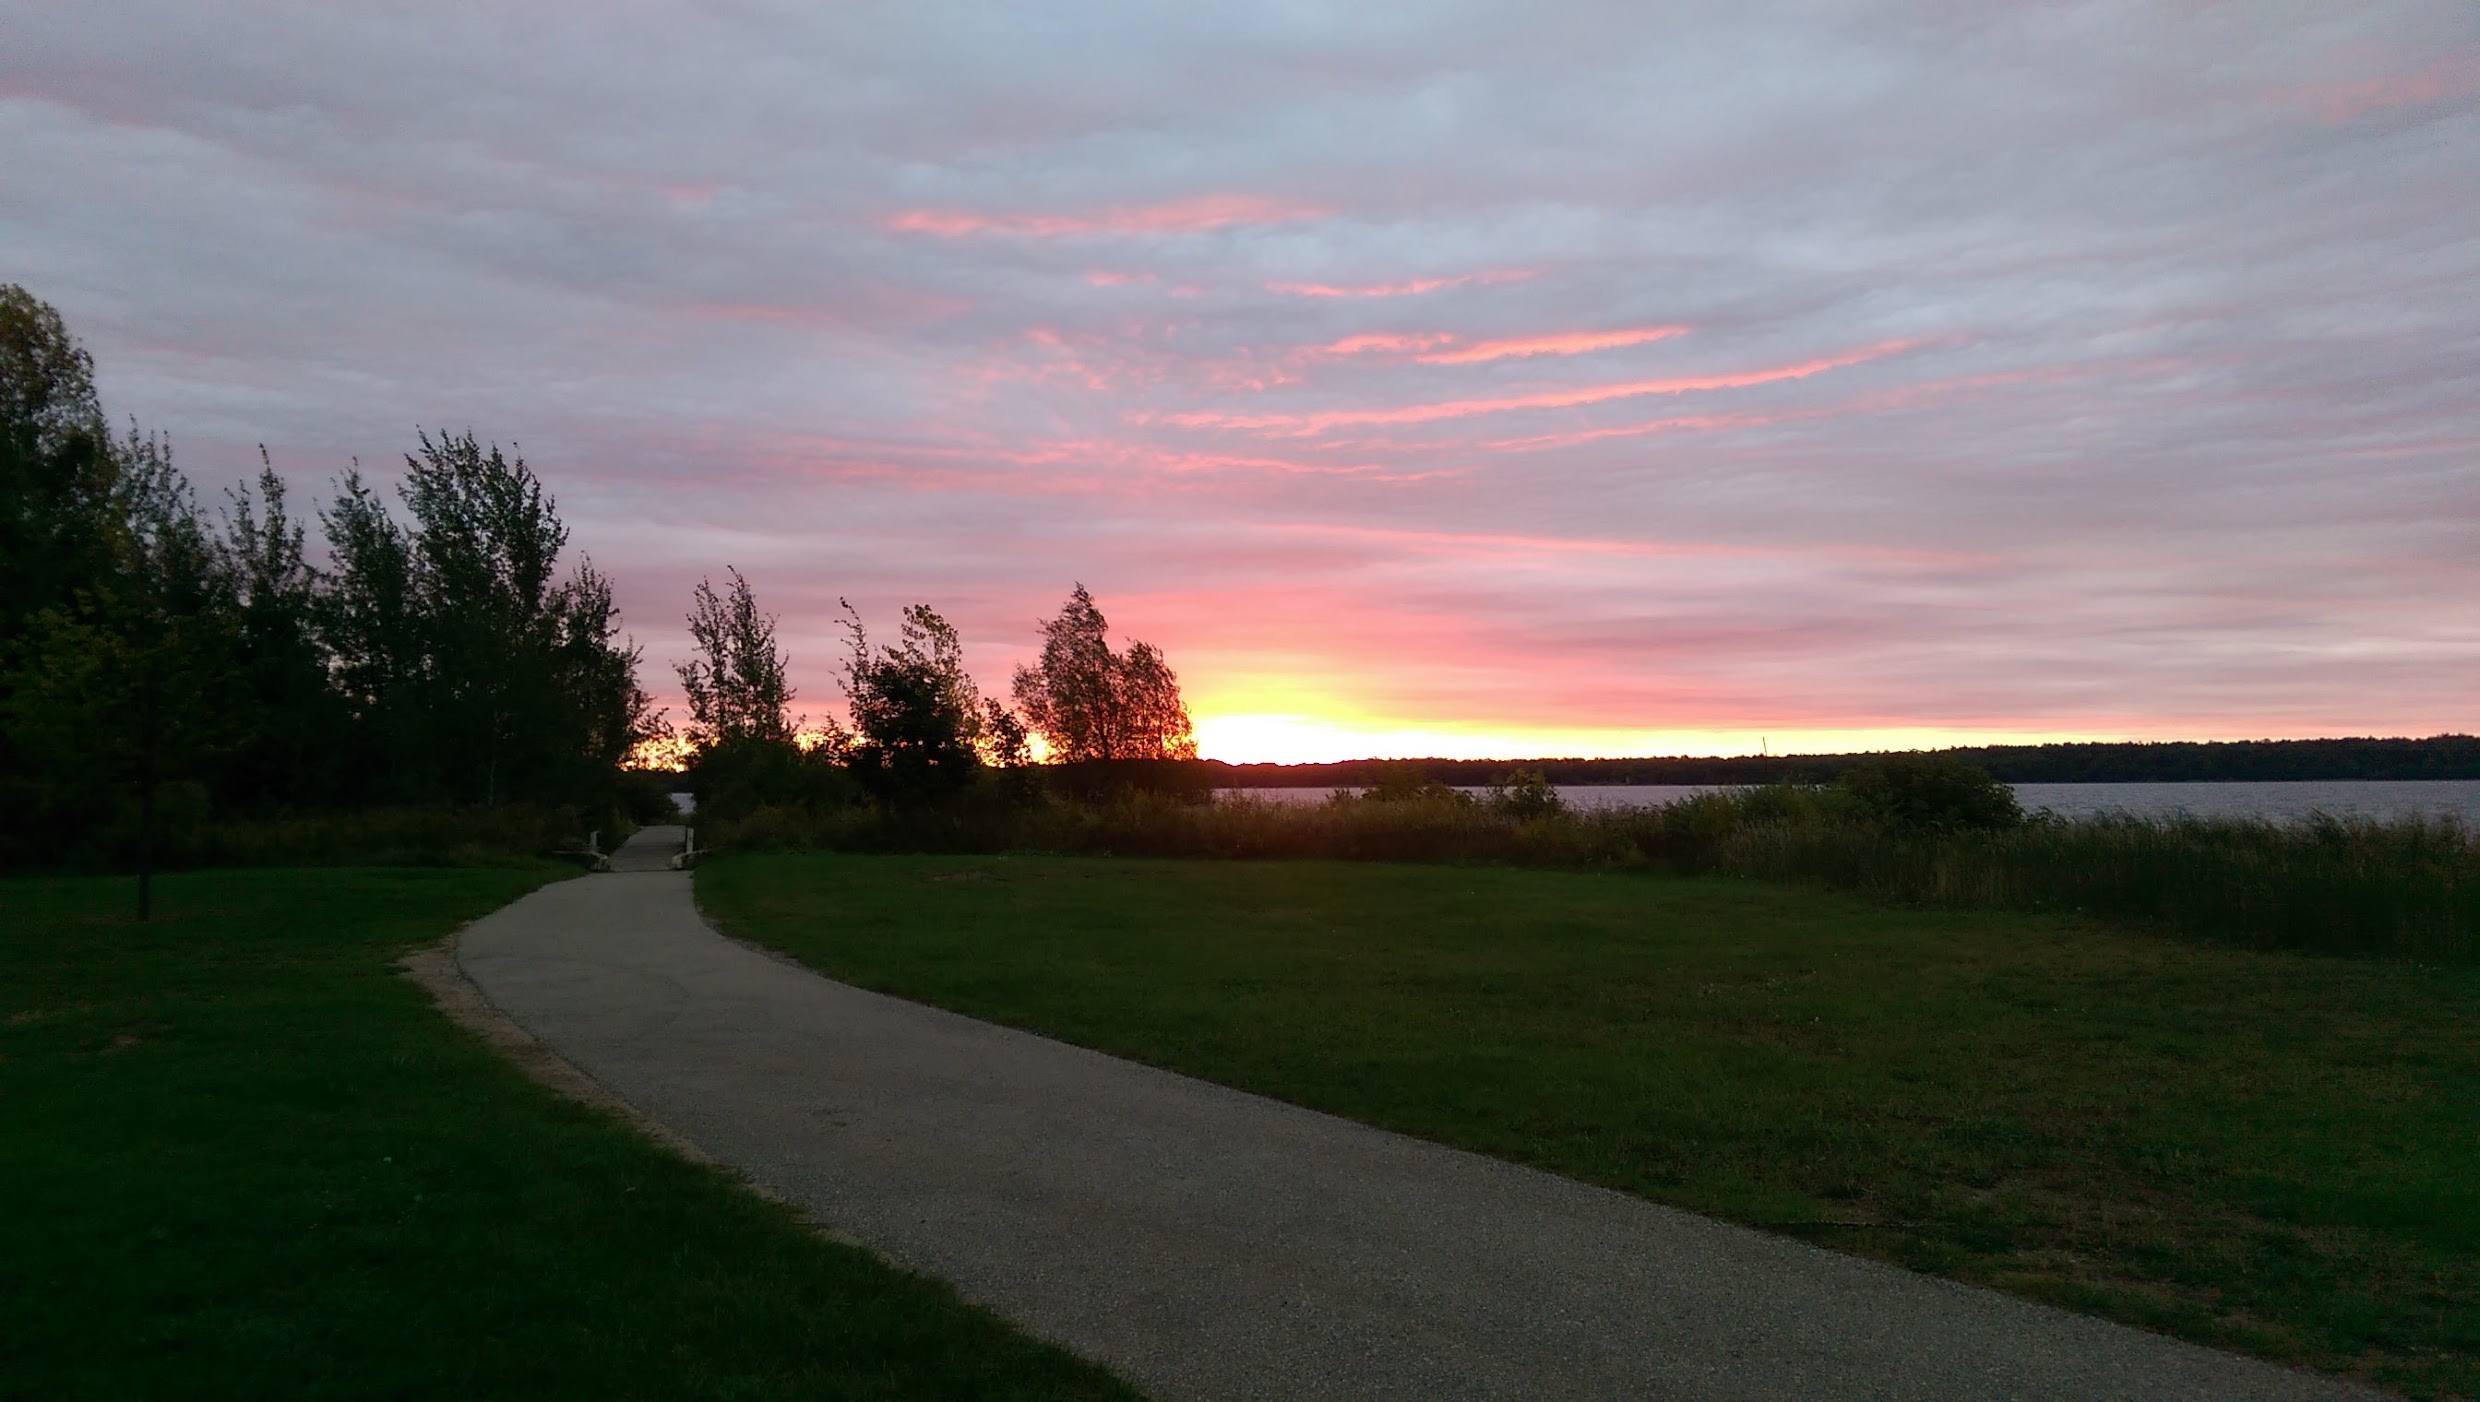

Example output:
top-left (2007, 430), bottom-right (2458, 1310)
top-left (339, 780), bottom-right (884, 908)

top-left (1224, 781), bottom-right (2480, 826)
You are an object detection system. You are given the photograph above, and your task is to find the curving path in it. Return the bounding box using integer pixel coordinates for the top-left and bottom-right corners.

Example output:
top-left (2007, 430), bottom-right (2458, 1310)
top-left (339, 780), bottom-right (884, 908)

top-left (454, 827), bottom-right (2378, 1401)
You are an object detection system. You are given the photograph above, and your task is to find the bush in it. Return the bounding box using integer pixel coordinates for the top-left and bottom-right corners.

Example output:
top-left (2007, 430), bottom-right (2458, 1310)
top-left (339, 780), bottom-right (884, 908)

top-left (1837, 755), bottom-right (2023, 830)
top-left (1486, 769), bottom-right (1564, 821)
top-left (686, 738), bottom-right (861, 826)
top-left (1044, 758), bottom-right (1216, 804)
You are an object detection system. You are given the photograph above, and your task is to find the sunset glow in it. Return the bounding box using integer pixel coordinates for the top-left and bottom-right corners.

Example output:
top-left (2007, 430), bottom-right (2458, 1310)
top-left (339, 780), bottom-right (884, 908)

top-left (9, 6), bottom-right (2472, 767)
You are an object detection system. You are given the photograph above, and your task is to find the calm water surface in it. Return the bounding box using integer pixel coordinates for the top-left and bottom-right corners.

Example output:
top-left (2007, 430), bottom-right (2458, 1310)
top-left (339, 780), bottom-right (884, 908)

top-left (1226, 781), bottom-right (2480, 825)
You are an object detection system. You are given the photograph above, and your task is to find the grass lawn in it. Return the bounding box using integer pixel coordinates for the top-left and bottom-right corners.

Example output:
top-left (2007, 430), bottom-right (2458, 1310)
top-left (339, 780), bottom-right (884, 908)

top-left (701, 851), bottom-right (2480, 1399)
top-left (0, 866), bottom-right (1140, 1402)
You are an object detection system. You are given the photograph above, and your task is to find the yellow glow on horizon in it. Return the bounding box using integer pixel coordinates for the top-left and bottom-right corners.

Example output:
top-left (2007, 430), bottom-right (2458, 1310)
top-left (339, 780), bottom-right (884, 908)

top-left (1190, 711), bottom-right (2140, 766)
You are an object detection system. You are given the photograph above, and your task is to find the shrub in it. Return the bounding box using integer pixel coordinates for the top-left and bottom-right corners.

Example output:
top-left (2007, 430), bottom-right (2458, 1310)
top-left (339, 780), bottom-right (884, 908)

top-left (1486, 768), bottom-right (1564, 821)
top-left (1837, 755), bottom-right (2023, 830)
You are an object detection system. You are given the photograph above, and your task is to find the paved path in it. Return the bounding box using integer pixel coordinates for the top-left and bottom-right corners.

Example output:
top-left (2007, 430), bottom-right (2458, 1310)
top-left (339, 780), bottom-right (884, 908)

top-left (456, 833), bottom-right (2376, 1401)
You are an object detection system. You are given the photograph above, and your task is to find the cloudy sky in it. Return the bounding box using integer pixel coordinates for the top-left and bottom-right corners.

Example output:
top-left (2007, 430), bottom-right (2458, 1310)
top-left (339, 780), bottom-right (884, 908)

top-left (6, 2), bottom-right (2474, 761)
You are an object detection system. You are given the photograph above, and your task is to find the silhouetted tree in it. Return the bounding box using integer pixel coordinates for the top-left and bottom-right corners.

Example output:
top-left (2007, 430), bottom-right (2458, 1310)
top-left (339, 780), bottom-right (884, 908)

top-left (216, 453), bottom-right (342, 806)
top-left (1, 285), bottom-right (665, 868)
top-left (843, 602), bottom-right (991, 804)
top-left (677, 567), bottom-right (796, 750)
top-left (313, 431), bottom-right (657, 809)
top-left (0, 284), bottom-right (120, 649)
top-left (6, 431), bottom-right (248, 912)
top-left (1011, 583), bottom-right (1196, 762)
top-left (314, 464), bottom-right (422, 799)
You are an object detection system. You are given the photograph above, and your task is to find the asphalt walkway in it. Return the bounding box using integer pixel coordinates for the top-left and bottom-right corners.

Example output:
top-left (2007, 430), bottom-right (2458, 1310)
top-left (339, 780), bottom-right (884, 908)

top-left (454, 829), bottom-right (2375, 1400)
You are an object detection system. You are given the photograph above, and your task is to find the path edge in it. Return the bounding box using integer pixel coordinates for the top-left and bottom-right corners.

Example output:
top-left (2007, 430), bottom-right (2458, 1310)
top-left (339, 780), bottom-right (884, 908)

top-left (398, 927), bottom-right (863, 1246)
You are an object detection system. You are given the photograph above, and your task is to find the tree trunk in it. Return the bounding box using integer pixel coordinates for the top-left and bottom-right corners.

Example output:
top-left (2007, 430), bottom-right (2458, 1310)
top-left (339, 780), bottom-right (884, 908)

top-left (136, 662), bottom-right (157, 923)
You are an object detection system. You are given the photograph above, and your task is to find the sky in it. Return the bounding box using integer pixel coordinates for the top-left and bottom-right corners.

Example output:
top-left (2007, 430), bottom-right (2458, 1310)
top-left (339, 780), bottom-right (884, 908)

top-left (4, 2), bottom-right (2475, 763)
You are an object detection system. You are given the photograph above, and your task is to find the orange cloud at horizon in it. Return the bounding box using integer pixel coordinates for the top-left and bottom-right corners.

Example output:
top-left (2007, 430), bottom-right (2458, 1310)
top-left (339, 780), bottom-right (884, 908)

top-left (889, 193), bottom-right (1326, 238)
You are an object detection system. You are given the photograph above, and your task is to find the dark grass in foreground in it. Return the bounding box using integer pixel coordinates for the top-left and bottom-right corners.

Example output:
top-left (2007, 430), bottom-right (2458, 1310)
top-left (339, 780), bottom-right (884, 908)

top-left (0, 867), bottom-right (1140, 1402)
top-left (702, 851), bottom-right (2480, 1399)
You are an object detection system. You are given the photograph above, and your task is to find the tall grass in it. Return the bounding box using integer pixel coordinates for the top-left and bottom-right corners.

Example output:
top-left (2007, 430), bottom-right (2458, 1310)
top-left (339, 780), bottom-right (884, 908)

top-left (1710, 810), bottom-right (2477, 962)
top-left (707, 787), bottom-right (2480, 963)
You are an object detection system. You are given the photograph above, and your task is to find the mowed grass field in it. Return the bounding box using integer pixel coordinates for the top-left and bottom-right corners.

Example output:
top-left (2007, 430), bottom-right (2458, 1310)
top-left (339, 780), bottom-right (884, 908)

top-left (0, 867), bottom-right (1139, 1402)
top-left (701, 851), bottom-right (2480, 1399)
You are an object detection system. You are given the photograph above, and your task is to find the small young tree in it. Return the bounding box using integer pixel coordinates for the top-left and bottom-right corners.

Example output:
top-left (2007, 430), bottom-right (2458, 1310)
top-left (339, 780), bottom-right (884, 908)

top-left (1010, 584), bottom-right (1196, 762)
top-left (676, 567), bottom-right (796, 751)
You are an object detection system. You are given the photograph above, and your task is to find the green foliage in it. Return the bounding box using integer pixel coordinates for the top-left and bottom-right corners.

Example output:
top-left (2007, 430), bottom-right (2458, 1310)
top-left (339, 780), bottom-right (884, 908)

top-left (1011, 583), bottom-right (1196, 762)
top-left (1837, 754), bottom-right (2024, 830)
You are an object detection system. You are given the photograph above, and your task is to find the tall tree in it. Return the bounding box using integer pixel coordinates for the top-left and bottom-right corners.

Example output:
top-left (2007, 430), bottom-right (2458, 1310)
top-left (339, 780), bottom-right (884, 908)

top-left (6, 430), bottom-right (246, 912)
top-left (314, 464), bottom-right (422, 800)
top-left (0, 284), bottom-right (120, 650)
top-left (1011, 584), bottom-right (1197, 762)
top-left (217, 453), bottom-right (339, 805)
top-left (676, 568), bottom-right (796, 751)
top-left (314, 431), bottom-right (655, 809)
top-left (399, 430), bottom-right (568, 806)
top-left (549, 558), bottom-right (660, 798)
top-left (842, 602), bottom-right (987, 803)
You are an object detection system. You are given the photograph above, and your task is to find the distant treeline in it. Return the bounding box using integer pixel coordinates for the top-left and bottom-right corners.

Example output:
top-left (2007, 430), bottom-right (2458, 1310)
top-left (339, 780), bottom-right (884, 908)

top-left (1204, 735), bottom-right (2480, 788)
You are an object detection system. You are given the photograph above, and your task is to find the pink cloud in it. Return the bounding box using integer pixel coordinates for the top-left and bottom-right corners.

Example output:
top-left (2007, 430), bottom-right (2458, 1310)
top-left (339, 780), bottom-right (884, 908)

top-left (1267, 521), bottom-right (1989, 569)
top-left (1418, 325), bottom-right (1690, 365)
top-left (1166, 340), bottom-right (1920, 434)
top-left (1315, 332), bottom-right (1458, 357)
top-left (1266, 269), bottom-right (1537, 298)
top-left (889, 193), bottom-right (1327, 238)
top-left (2287, 56), bottom-right (2480, 123)
top-left (1482, 411), bottom-right (1763, 451)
